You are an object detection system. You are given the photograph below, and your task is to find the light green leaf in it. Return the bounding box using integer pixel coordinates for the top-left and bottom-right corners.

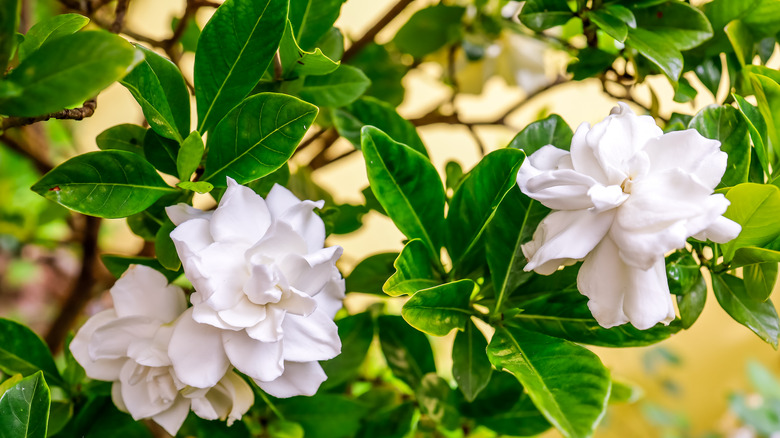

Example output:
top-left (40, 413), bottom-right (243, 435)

top-left (519, 0), bottom-right (574, 32)
top-left (722, 183), bottom-right (780, 261)
top-left (202, 93), bottom-right (317, 186)
top-left (120, 45), bottom-right (190, 142)
top-left (176, 131), bottom-right (204, 181)
top-left (377, 315), bottom-right (436, 389)
top-left (320, 312), bottom-right (374, 389)
top-left (402, 280), bottom-right (474, 336)
top-left (452, 319), bottom-right (492, 402)
top-left (713, 272), bottom-right (779, 348)
top-left (747, 359), bottom-right (780, 399)
top-left (749, 74), bottom-right (780, 166)
top-left (0, 375), bottom-right (22, 398)
top-left (0, 31), bottom-right (139, 117)
top-left (725, 19), bottom-right (754, 66)
top-left (392, 4), bottom-right (466, 58)
top-left (18, 13), bottom-right (88, 61)
top-left (0, 371), bottom-right (50, 438)
top-left (101, 254), bottom-right (181, 282)
top-left (177, 181), bottom-right (213, 193)
top-left (31, 150), bottom-right (176, 219)
top-left (733, 247), bottom-right (780, 267)
top-left (416, 374), bottom-right (460, 430)
top-left (345, 252), bottom-right (398, 295)
top-left (298, 64), bottom-right (370, 108)
top-left (689, 104), bottom-right (750, 188)
top-left (743, 0), bottom-right (780, 36)
top-left (744, 262), bottom-right (777, 301)
top-left (96, 124), bottom-right (146, 156)
top-left (288, 0), bottom-right (346, 51)
top-left (195, 0), bottom-right (287, 132)
top-left (279, 19), bottom-right (339, 78)
top-left (383, 239), bottom-right (440, 296)
top-left (0, 319), bottom-right (62, 387)
top-left (361, 126), bottom-right (446, 256)
top-left (0, 0), bottom-right (19, 73)
top-left (626, 27), bottom-right (682, 83)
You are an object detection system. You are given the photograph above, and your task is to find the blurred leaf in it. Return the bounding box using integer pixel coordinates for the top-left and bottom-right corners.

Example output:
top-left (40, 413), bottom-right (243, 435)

top-left (384, 239), bottom-right (440, 297)
top-left (195, 0), bottom-right (287, 132)
top-left (452, 319), bottom-right (491, 402)
top-left (320, 311), bottom-right (374, 389)
top-left (416, 374), bottom-right (459, 430)
top-left (316, 27), bottom-right (344, 61)
top-left (121, 45), bottom-right (190, 142)
top-left (0, 375), bottom-right (22, 398)
top-left (377, 315), bottom-right (436, 389)
top-left (722, 183), bottom-right (780, 261)
top-left (734, 93), bottom-right (770, 177)
top-left (586, 9), bottom-right (628, 42)
top-left (355, 401), bottom-right (415, 438)
top-left (298, 64), bottom-right (370, 108)
top-left (519, 0), bottom-right (574, 31)
top-left (725, 19), bottom-right (754, 66)
top-left (747, 359), bottom-right (780, 399)
top-left (730, 393), bottom-right (780, 435)
top-left (202, 93), bottom-right (317, 186)
top-left (155, 219), bottom-right (180, 271)
top-left (0, 31), bottom-right (138, 117)
top-left (673, 76), bottom-right (697, 103)
top-left (361, 126), bottom-right (445, 256)
top-left (742, 0), bottom-right (780, 36)
top-left (744, 261), bottom-right (778, 302)
top-left (47, 401), bottom-right (72, 437)
top-left (101, 254), bottom-right (181, 282)
top-left (609, 379), bottom-right (642, 404)
top-left (0, 319), bottom-right (61, 387)
top-left (346, 43), bottom-right (407, 107)
top-left (178, 412), bottom-right (251, 437)
top-left (266, 420), bottom-right (304, 438)
top-left (31, 150), bottom-right (176, 218)
top-left (333, 96), bottom-right (426, 156)
top-left (80, 397), bottom-right (152, 438)
top-left (246, 163), bottom-right (290, 197)
top-left (750, 74), bottom-right (780, 167)
top-left (96, 124), bottom-right (146, 156)
top-left (277, 394), bottom-right (367, 438)
top-left (171, 16), bottom-right (200, 53)
top-left (694, 56), bottom-right (722, 98)
top-left (445, 161), bottom-right (463, 192)
top-left (176, 131), bottom-right (204, 181)
top-left (288, 0), bottom-right (346, 51)
top-left (0, 371), bottom-right (50, 438)
top-left (713, 272), bottom-right (779, 348)
top-left (18, 13), bottom-right (88, 61)
top-left (393, 4), bottom-right (465, 58)
top-left (487, 326), bottom-right (611, 438)
top-left (143, 129), bottom-right (179, 176)
top-left (345, 252), bottom-right (398, 295)
top-left (627, 27), bottom-right (682, 83)
top-left (689, 104), bottom-right (751, 188)
top-left (279, 19), bottom-right (339, 79)
top-left (567, 48), bottom-right (617, 81)
top-left (508, 114), bottom-right (572, 154)
top-left (0, 0), bottom-right (19, 72)
top-left (402, 280), bottom-right (474, 336)
top-left (733, 247), bottom-right (780, 267)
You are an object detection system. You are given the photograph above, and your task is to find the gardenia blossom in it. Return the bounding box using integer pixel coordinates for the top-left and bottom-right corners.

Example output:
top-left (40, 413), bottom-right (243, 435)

top-left (516, 103), bottom-right (741, 330)
top-left (70, 265), bottom-right (253, 435)
top-left (165, 178), bottom-right (345, 398)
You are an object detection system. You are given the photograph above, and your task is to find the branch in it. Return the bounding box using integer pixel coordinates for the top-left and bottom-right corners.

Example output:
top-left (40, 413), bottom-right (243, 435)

top-left (342, 0), bottom-right (415, 63)
top-left (110, 0), bottom-right (131, 33)
top-left (1, 99), bottom-right (97, 131)
top-left (0, 132), bottom-right (53, 174)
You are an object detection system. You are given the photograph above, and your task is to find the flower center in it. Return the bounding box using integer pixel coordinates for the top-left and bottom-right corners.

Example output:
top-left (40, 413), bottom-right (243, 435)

top-left (620, 177), bottom-right (634, 194)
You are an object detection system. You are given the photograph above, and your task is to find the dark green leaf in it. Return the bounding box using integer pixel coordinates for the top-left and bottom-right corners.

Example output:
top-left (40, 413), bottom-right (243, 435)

top-left (246, 163), bottom-right (290, 197)
top-left (627, 27), bottom-right (683, 83)
top-left (744, 261), bottom-right (777, 301)
top-left (633, 1), bottom-right (713, 50)
top-left (79, 397), bottom-right (152, 438)
top-left (176, 131), bottom-right (204, 181)
top-left (675, 273), bottom-right (707, 330)
top-left (178, 413), bottom-right (251, 438)
top-left (695, 56), bottom-right (722, 98)
top-left (171, 16), bottom-right (200, 53)
top-left (519, 0), bottom-right (574, 32)
top-left (320, 312), bottom-right (374, 389)
top-left (361, 126), bottom-right (446, 255)
top-left (402, 280), bottom-right (474, 336)
top-left (0, 319), bottom-right (61, 387)
top-left (713, 272), bottom-right (779, 347)
top-left (18, 13), bottom-right (88, 61)
top-left (101, 254), bottom-right (181, 282)
top-left (673, 76), bottom-right (697, 103)
top-left (750, 74), bottom-right (780, 167)
top-left (0, 0), bottom-right (19, 72)
top-left (277, 394), bottom-right (367, 438)
top-left (355, 401), bottom-right (415, 438)
top-left (567, 48), bottom-right (617, 81)
top-left (298, 64), bottom-right (370, 108)
top-left (289, 0), bottom-right (346, 51)
top-left (0, 31), bottom-right (139, 117)
top-left (96, 124), bottom-right (146, 156)
top-left (345, 252), bottom-right (398, 295)
top-left (734, 93), bottom-right (769, 177)
top-left (689, 104), bottom-right (751, 188)
top-left (742, 0), bottom-right (780, 37)
top-left (47, 400), bottom-right (72, 437)
top-left (667, 251), bottom-right (707, 329)
top-left (202, 93), bottom-right (317, 186)
top-left (487, 326), bottom-right (611, 438)
top-left (452, 319), bottom-right (492, 402)
top-left (195, 0), bottom-right (287, 132)
top-left (31, 150), bottom-right (176, 218)
top-left (377, 315), bottom-right (436, 389)
top-left (384, 239), bottom-right (440, 297)
top-left (315, 27), bottom-right (344, 61)
top-left (279, 19), bottom-right (339, 79)
top-left (346, 43), bottom-right (407, 107)
top-left (61, 334), bottom-right (85, 390)
top-left (120, 45), bottom-right (190, 142)
top-left (508, 114), bottom-right (572, 154)
top-left (155, 219), bottom-right (180, 271)
top-left (0, 371), bottom-right (50, 438)
top-left (445, 161), bottom-right (463, 192)
top-left (392, 4), bottom-right (466, 58)
top-left (416, 374), bottom-right (460, 430)
top-left (333, 97), bottom-right (427, 156)
top-left (722, 183), bottom-right (780, 261)
top-left (143, 129), bottom-right (179, 176)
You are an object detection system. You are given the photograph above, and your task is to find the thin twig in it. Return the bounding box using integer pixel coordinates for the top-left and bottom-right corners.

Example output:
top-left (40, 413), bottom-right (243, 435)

top-left (110, 0), bottom-right (131, 33)
top-left (1, 99), bottom-right (97, 131)
top-left (296, 127), bottom-right (330, 152)
top-left (465, 124), bottom-right (486, 156)
top-left (342, 0), bottom-right (415, 63)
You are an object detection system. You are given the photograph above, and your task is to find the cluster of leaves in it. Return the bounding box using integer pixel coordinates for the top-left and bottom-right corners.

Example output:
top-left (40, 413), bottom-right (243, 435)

top-left (4, 0), bottom-right (780, 437)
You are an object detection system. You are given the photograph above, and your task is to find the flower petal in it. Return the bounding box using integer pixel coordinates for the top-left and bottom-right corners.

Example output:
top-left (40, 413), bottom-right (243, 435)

top-left (191, 371), bottom-right (253, 425)
top-left (643, 129), bottom-right (726, 189)
top-left (217, 296), bottom-right (266, 328)
top-left (247, 221), bottom-right (309, 263)
top-left (190, 292), bottom-right (236, 330)
top-left (70, 310), bottom-right (124, 381)
top-left (693, 214), bottom-right (742, 243)
top-left (244, 263), bottom-right (283, 305)
top-left (170, 218), bottom-right (215, 262)
top-left (89, 316), bottom-right (159, 361)
top-left (281, 310), bottom-right (341, 362)
top-left (151, 398), bottom-right (191, 436)
top-left (255, 361), bottom-right (327, 398)
top-left (222, 330), bottom-right (284, 382)
top-left (278, 246), bottom-right (343, 296)
top-left (166, 203), bottom-right (213, 226)
top-left (169, 309), bottom-right (231, 388)
top-left (267, 184), bottom-right (326, 252)
top-left (281, 288), bottom-right (317, 317)
top-left (117, 361), bottom-right (170, 420)
top-left (245, 306), bottom-right (286, 342)
top-left (314, 274), bottom-right (345, 319)
top-left (111, 265), bottom-right (186, 322)
top-left (187, 242), bottom-right (250, 311)
top-left (210, 177), bottom-right (272, 244)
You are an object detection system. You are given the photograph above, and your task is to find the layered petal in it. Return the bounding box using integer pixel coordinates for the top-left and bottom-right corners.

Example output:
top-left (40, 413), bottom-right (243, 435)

top-left (222, 330), bottom-right (284, 382)
top-left (281, 310), bottom-right (341, 362)
top-left (210, 177), bottom-right (272, 244)
top-left (643, 129), bottom-right (726, 189)
top-left (255, 361), bottom-right (327, 398)
top-left (169, 309), bottom-right (231, 388)
top-left (70, 310), bottom-right (124, 381)
top-left (151, 398), bottom-right (191, 437)
top-left (110, 265), bottom-right (186, 322)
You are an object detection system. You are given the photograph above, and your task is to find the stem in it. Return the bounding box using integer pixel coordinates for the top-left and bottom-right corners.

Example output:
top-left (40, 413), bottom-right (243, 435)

top-left (342, 0), bottom-right (415, 63)
top-left (1, 99), bottom-right (97, 131)
top-left (257, 389), bottom-right (285, 421)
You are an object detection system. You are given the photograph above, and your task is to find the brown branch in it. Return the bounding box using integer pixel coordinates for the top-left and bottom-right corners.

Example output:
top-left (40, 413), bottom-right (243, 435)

top-left (296, 127), bottom-right (330, 152)
top-left (110, 0), bottom-right (131, 33)
top-left (342, 0), bottom-right (415, 63)
top-left (1, 99), bottom-right (97, 131)
top-left (465, 124), bottom-right (485, 156)
top-left (307, 133), bottom-right (342, 169)
top-left (0, 132), bottom-right (53, 174)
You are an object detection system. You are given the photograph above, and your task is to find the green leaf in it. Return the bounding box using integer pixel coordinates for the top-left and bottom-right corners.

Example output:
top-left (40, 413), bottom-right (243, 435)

top-left (47, 400), bottom-right (73, 437)
top-left (171, 16), bottom-right (200, 53)
top-left (333, 96), bottom-right (427, 156)
top-left (279, 19), bottom-right (339, 79)
top-left (626, 27), bottom-right (683, 83)
top-left (733, 247), bottom-right (780, 267)
top-left (695, 56), bottom-right (722, 98)
top-left (402, 280), bottom-right (474, 336)
top-left (742, 0), bottom-right (780, 36)
top-left (120, 45), bottom-right (190, 142)
top-left (508, 114), bottom-right (573, 154)
top-left (176, 131), bottom-right (204, 181)
top-left (519, 0), bottom-right (574, 32)
top-left (0, 375), bottom-right (22, 398)
top-left (298, 64), bottom-right (370, 108)
top-left (587, 9), bottom-right (628, 43)
top-left (487, 326), bottom-right (611, 438)
top-left (747, 359), bottom-right (780, 399)
top-left (703, 0), bottom-right (759, 33)
top-left (744, 262), bottom-right (778, 301)
top-left (356, 401), bottom-right (415, 438)
top-left (31, 151), bottom-right (175, 218)
top-left (72, 397), bottom-right (152, 438)
top-left (195, 0), bottom-right (287, 132)
top-left (316, 27), bottom-right (344, 61)
top-left (246, 163), bottom-right (290, 197)
top-left (377, 315), bottom-right (436, 389)
top-left (0, 319), bottom-right (62, 387)
top-left (202, 93), bottom-right (317, 186)
top-left (750, 74), bottom-right (780, 166)
top-left (266, 420), bottom-right (304, 438)
top-left (18, 13), bottom-right (89, 62)
top-left (0, 31), bottom-right (139, 117)
top-left (713, 272), bottom-right (779, 348)
top-left (567, 48), bottom-right (617, 81)
top-left (392, 4), bottom-right (466, 58)
top-left (447, 149), bottom-right (525, 273)
top-left (155, 219), bottom-right (180, 271)
top-left (384, 239), bottom-right (440, 297)
top-left (320, 311), bottom-right (374, 389)
top-left (725, 19), bottom-right (754, 66)
top-left (277, 394), bottom-right (367, 438)
top-left (177, 181), bottom-right (213, 193)
top-left (101, 254), bottom-right (181, 282)
top-left (633, 1), bottom-right (713, 50)
top-left (96, 124), bottom-right (146, 156)
top-left (609, 379), bottom-right (642, 404)
top-left (452, 319), bottom-right (492, 402)
top-left (345, 252), bottom-right (398, 295)
top-left (143, 129), bottom-right (179, 176)
top-left (734, 93), bottom-right (770, 177)
top-left (667, 251), bottom-right (707, 329)
top-left (689, 104), bottom-right (751, 188)
top-left (416, 373), bottom-right (460, 430)
top-left (0, 371), bottom-right (50, 438)
top-left (178, 414), bottom-right (251, 438)
top-left (345, 43), bottom-right (407, 107)
top-left (361, 126), bottom-right (446, 256)
top-left (673, 76), bottom-right (697, 103)
top-left (288, 0), bottom-right (345, 51)
top-left (722, 183), bottom-right (780, 261)
top-left (0, 0), bottom-right (19, 73)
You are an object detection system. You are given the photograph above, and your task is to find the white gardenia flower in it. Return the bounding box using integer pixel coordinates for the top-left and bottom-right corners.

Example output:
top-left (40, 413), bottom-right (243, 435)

top-left (516, 103), bottom-right (741, 330)
top-left (70, 265), bottom-right (253, 435)
top-left (165, 178), bottom-right (345, 398)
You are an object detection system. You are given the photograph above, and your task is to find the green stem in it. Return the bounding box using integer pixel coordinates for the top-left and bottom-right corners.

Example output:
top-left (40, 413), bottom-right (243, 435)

top-left (258, 389), bottom-right (285, 421)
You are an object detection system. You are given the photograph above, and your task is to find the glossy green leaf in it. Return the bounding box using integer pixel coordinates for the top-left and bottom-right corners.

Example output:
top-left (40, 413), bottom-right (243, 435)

top-left (333, 97), bottom-right (427, 156)
top-left (101, 254), bottom-right (181, 282)
top-left (289, 0), bottom-right (345, 51)
top-left (447, 149), bottom-right (525, 273)
top-left (416, 373), bottom-right (460, 430)
top-left (203, 93), bottom-right (317, 186)
top-left (750, 74), bottom-right (780, 166)
top-left (195, 0), bottom-right (287, 132)
top-left (508, 114), bottom-right (573, 154)
top-left (279, 19), bottom-right (339, 78)
top-left (519, 0), bottom-right (574, 32)
top-left (733, 247), bottom-right (780, 268)
top-left (346, 43), bottom-right (407, 107)
top-left (587, 9), bottom-right (628, 43)
top-left (667, 251), bottom-right (707, 329)
top-left (277, 394), bottom-right (367, 438)
top-left (722, 183), bottom-right (780, 261)
top-left (633, 1), bottom-right (713, 50)
top-left (298, 64), bottom-right (370, 108)
top-left (177, 181), bottom-right (213, 193)
top-left (143, 129), bottom-right (179, 176)
top-left (384, 239), bottom-right (440, 296)
top-left (120, 45), bottom-right (190, 142)
top-left (0, 0), bottom-right (19, 73)
top-left (31, 150), bottom-right (175, 218)
top-left (742, 0), bottom-right (780, 36)
top-left (0, 31), bottom-right (139, 117)
top-left (361, 126), bottom-right (446, 255)
top-left (320, 311), bottom-right (374, 389)
top-left (695, 57), bottom-right (722, 98)
top-left (703, 0), bottom-right (759, 33)
top-left (734, 93), bottom-right (769, 177)
top-left (689, 104), bottom-right (750, 188)
top-left (0, 319), bottom-right (62, 387)
top-left (452, 319), bottom-right (492, 402)
top-left (713, 272), bottom-right (779, 348)
top-left (316, 27), bottom-right (344, 61)
top-left (345, 252), bottom-right (398, 295)
top-left (377, 315), bottom-right (436, 389)
top-left (155, 219), bottom-right (180, 271)
top-left (18, 13), bottom-right (88, 61)
top-left (392, 4), bottom-right (466, 58)
top-left (725, 19), bottom-right (754, 66)
top-left (567, 48), bottom-right (617, 81)
top-left (246, 163), bottom-right (290, 197)
top-left (0, 375), bottom-right (22, 398)
top-left (96, 124), bottom-right (146, 156)
top-left (402, 280), bottom-right (474, 336)
top-left (0, 371), bottom-right (50, 438)
top-left (744, 262), bottom-right (778, 301)
top-left (627, 27), bottom-right (682, 82)
top-left (487, 326), bottom-right (611, 438)
top-left (176, 131), bottom-right (204, 181)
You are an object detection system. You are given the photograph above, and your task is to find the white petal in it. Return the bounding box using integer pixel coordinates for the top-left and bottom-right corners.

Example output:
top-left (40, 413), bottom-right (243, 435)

top-left (222, 330), bottom-right (284, 382)
top-left (217, 296), bottom-right (266, 328)
top-left (314, 274), bottom-right (345, 319)
top-left (210, 177), bottom-right (272, 244)
top-left (522, 168), bottom-right (601, 210)
top-left (245, 306), bottom-right (286, 342)
top-left (255, 361), bottom-right (327, 398)
top-left (111, 265), bottom-right (186, 322)
top-left (112, 381), bottom-right (127, 412)
top-left (117, 361), bottom-right (169, 420)
top-left (268, 184), bottom-right (327, 253)
top-left (127, 324), bottom-right (174, 367)
top-left (570, 122), bottom-right (610, 184)
top-left (244, 263), bottom-right (283, 305)
top-left (281, 310), bottom-right (341, 362)
top-left (247, 221), bottom-right (309, 263)
top-left (279, 246), bottom-right (343, 296)
top-left (191, 292), bottom-right (236, 330)
top-left (70, 310), bottom-right (124, 381)
top-left (280, 288), bottom-right (317, 317)
top-left (151, 398), bottom-right (191, 436)
top-left (643, 129), bottom-right (726, 189)
top-left (169, 309), bottom-right (231, 388)
top-left (192, 371), bottom-right (253, 425)
top-left (89, 316), bottom-right (159, 360)
top-left (188, 242), bottom-right (250, 311)
top-left (166, 203), bottom-right (213, 226)
top-left (266, 183), bottom-right (305, 217)
top-left (694, 214), bottom-right (742, 243)
top-left (170, 218), bottom-right (214, 262)
top-left (622, 259), bottom-right (676, 330)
